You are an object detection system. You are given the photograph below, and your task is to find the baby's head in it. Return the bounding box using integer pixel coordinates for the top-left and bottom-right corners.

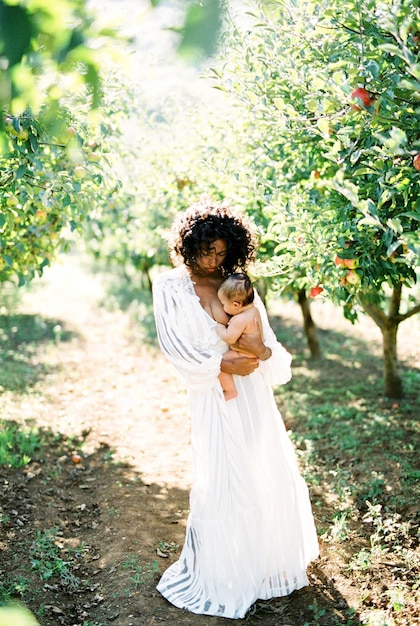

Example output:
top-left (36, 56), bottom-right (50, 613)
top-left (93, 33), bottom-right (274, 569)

top-left (218, 273), bottom-right (254, 314)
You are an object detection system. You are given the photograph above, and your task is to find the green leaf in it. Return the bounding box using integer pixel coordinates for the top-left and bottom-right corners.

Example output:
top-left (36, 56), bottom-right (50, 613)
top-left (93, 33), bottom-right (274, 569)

top-left (16, 164), bottom-right (27, 178)
top-left (387, 217), bottom-right (403, 234)
top-left (387, 240), bottom-right (401, 256)
top-left (358, 216), bottom-right (382, 228)
top-left (379, 43), bottom-right (407, 60)
top-left (352, 167), bottom-right (373, 176)
top-left (317, 118), bottom-right (330, 134)
top-left (29, 134), bottom-right (38, 152)
top-left (399, 211), bottom-right (420, 221)
top-left (364, 60), bottom-right (380, 79)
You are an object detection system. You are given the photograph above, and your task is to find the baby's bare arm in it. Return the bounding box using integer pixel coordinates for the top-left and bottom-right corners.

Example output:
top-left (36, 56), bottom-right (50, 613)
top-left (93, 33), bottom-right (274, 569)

top-left (217, 313), bottom-right (249, 345)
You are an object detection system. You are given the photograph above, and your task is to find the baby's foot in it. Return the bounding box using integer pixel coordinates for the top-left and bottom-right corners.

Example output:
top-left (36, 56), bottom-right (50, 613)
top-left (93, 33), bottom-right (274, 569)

top-left (223, 389), bottom-right (238, 401)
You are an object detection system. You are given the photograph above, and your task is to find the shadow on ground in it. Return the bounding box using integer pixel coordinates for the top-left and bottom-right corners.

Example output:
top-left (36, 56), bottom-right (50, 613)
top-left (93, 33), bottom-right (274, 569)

top-left (0, 425), bottom-right (359, 626)
top-left (0, 314), bottom-right (77, 392)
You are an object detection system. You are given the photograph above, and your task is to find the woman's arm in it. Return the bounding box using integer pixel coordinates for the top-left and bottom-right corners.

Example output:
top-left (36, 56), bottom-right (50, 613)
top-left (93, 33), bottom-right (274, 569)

top-left (153, 273), bottom-right (225, 391)
top-left (220, 350), bottom-right (259, 375)
top-left (230, 318), bottom-right (272, 360)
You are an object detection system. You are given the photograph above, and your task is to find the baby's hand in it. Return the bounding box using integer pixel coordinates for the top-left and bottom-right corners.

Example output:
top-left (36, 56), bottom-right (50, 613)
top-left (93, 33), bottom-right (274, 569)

top-left (216, 322), bottom-right (226, 337)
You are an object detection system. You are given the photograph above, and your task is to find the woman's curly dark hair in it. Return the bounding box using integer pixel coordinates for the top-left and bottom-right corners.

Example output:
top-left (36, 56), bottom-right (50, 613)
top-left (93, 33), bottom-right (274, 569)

top-left (168, 198), bottom-right (257, 275)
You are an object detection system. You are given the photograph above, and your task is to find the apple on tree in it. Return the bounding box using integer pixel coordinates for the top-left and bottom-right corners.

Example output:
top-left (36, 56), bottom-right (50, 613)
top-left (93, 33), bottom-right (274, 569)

top-left (413, 154), bottom-right (420, 171)
top-left (343, 258), bottom-right (359, 269)
top-left (350, 86), bottom-right (374, 110)
top-left (74, 166), bottom-right (87, 180)
top-left (6, 195), bottom-right (19, 207)
top-left (309, 286), bottom-right (323, 297)
top-left (334, 253), bottom-right (358, 269)
top-left (344, 269), bottom-right (361, 285)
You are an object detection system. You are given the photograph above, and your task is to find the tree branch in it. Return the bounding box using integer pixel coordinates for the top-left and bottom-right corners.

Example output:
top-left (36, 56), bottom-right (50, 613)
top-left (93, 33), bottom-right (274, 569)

top-left (359, 296), bottom-right (388, 330)
top-left (397, 303), bottom-right (420, 323)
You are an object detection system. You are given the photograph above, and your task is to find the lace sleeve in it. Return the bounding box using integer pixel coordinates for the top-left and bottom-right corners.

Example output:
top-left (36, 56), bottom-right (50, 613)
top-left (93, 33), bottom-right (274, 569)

top-left (153, 270), bottom-right (223, 392)
top-left (253, 290), bottom-right (293, 386)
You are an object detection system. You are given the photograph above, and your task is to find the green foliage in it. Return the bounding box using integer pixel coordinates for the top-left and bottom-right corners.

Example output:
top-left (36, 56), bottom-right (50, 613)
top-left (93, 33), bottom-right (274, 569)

top-left (0, 602), bottom-right (39, 626)
top-left (122, 553), bottom-right (160, 590)
top-left (176, 0), bottom-right (223, 60)
top-left (0, 0), bottom-right (133, 287)
top-left (0, 0), bottom-right (118, 124)
top-left (0, 578), bottom-right (30, 604)
top-left (201, 0), bottom-right (420, 396)
top-left (210, 0), bottom-right (419, 310)
top-left (0, 75), bottom-right (129, 286)
top-left (30, 528), bottom-right (85, 590)
top-left (0, 420), bottom-right (42, 467)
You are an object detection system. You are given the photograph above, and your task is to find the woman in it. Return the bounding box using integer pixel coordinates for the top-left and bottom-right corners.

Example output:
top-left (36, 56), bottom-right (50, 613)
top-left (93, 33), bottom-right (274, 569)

top-left (152, 198), bottom-right (319, 619)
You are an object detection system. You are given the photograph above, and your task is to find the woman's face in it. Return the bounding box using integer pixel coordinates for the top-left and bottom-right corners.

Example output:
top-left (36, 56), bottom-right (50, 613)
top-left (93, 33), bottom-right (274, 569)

top-left (195, 239), bottom-right (228, 275)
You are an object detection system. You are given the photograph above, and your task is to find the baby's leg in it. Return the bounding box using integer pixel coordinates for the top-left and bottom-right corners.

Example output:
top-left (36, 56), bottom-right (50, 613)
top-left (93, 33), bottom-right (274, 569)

top-left (218, 371), bottom-right (238, 401)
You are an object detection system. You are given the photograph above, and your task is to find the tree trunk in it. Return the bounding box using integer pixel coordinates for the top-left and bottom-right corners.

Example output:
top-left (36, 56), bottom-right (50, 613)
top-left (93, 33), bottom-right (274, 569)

top-left (297, 288), bottom-right (321, 359)
top-left (381, 320), bottom-right (403, 399)
top-left (359, 284), bottom-right (410, 400)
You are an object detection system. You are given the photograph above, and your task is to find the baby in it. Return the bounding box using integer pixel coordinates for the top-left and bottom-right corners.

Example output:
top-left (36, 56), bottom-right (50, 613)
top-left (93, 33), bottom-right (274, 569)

top-left (216, 273), bottom-right (263, 401)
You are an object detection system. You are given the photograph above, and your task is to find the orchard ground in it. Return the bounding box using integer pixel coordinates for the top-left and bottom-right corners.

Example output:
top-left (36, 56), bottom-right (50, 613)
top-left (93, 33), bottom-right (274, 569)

top-left (0, 252), bottom-right (419, 626)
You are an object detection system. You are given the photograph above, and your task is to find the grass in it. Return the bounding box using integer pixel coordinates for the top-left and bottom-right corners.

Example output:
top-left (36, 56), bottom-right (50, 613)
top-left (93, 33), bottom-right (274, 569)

top-left (122, 554), bottom-right (160, 591)
top-left (0, 420), bottom-right (43, 467)
top-left (29, 527), bottom-right (87, 590)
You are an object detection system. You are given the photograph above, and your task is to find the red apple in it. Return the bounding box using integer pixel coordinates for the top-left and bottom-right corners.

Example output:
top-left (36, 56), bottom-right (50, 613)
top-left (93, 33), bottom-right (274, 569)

top-left (309, 286), bottom-right (323, 298)
top-left (345, 270), bottom-right (361, 285)
top-left (334, 255), bottom-right (346, 266)
top-left (413, 154), bottom-right (420, 170)
top-left (72, 454), bottom-right (82, 464)
top-left (351, 87), bottom-right (372, 107)
top-left (343, 258), bottom-right (359, 269)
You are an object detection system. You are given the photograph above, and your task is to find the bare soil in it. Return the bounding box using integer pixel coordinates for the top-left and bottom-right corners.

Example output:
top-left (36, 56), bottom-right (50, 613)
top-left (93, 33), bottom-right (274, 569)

top-left (0, 253), bottom-right (418, 626)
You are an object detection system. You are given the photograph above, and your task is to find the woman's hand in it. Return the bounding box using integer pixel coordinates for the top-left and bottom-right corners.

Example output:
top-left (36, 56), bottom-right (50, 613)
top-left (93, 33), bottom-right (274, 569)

top-left (231, 318), bottom-right (271, 359)
top-left (221, 351), bottom-right (259, 376)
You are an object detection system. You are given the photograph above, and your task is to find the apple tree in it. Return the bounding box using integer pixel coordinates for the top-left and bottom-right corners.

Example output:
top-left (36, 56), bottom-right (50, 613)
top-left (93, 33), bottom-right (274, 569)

top-left (0, 0), bottom-right (129, 286)
top-left (209, 0), bottom-right (419, 397)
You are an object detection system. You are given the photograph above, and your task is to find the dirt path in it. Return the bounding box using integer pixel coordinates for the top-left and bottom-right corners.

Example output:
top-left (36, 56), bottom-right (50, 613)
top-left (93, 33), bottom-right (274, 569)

top-left (19, 253), bottom-right (193, 488)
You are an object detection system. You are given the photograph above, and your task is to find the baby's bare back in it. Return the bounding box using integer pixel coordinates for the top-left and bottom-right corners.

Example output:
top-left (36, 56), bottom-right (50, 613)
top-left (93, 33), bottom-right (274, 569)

top-left (222, 304), bottom-right (263, 352)
top-left (236, 305), bottom-right (262, 336)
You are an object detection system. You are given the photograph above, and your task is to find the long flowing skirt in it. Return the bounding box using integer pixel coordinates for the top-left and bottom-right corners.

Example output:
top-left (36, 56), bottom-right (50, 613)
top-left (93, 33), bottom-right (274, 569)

top-left (156, 370), bottom-right (319, 619)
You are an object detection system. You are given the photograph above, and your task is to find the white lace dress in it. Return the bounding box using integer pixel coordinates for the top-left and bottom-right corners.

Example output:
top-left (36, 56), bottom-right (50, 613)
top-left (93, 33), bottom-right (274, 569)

top-left (152, 265), bottom-right (319, 619)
